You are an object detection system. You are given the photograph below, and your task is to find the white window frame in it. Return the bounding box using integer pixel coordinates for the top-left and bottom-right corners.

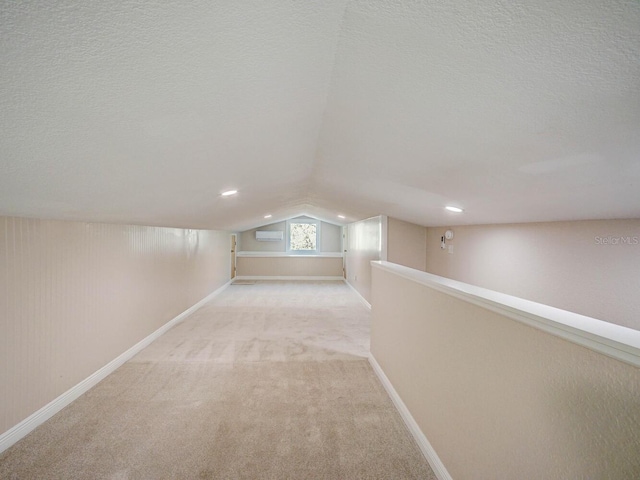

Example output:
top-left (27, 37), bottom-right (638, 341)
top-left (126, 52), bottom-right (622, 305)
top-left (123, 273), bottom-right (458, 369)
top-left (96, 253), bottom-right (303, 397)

top-left (286, 218), bottom-right (321, 255)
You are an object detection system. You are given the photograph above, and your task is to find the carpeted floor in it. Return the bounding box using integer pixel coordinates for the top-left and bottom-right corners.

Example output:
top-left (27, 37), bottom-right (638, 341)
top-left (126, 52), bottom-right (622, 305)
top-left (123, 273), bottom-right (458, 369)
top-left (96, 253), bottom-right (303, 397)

top-left (0, 281), bottom-right (436, 479)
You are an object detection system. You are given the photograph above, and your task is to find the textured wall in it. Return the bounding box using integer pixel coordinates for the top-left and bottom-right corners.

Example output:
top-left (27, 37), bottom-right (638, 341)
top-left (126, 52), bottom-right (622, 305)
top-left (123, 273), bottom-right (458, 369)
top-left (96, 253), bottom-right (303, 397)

top-left (425, 219), bottom-right (640, 330)
top-left (320, 222), bottom-right (343, 253)
top-left (236, 256), bottom-right (343, 277)
top-left (371, 264), bottom-right (640, 480)
top-left (0, 216), bottom-right (230, 435)
top-left (344, 216), bottom-right (382, 302)
top-left (386, 217), bottom-right (426, 271)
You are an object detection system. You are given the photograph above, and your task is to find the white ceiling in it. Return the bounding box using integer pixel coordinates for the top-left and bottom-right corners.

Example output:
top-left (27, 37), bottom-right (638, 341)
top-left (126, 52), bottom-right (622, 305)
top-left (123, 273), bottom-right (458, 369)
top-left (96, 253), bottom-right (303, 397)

top-left (1, 0), bottom-right (639, 232)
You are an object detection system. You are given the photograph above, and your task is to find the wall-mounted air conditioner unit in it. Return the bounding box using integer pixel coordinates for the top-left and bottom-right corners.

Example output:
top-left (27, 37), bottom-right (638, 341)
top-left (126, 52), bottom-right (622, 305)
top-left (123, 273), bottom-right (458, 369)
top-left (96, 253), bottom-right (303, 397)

top-left (256, 230), bottom-right (284, 241)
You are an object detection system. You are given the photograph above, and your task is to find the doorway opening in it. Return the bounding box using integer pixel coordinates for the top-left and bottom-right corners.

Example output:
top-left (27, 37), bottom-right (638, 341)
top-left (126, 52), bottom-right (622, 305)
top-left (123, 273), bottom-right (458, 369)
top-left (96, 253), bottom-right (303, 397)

top-left (230, 234), bottom-right (237, 279)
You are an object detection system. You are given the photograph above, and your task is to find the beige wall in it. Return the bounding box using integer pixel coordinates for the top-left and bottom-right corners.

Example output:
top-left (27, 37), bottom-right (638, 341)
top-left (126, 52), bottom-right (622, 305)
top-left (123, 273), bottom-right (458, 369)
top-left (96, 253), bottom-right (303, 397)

top-left (236, 256), bottom-right (343, 277)
top-left (320, 222), bottom-right (342, 253)
top-left (425, 219), bottom-right (640, 330)
top-left (238, 219), bottom-right (342, 253)
top-left (0, 216), bottom-right (230, 436)
top-left (345, 216), bottom-right (382, 302)
top-left (371, 264), bottom-right (640, 480)
top-left (387, 217), bottom-right (426, 271)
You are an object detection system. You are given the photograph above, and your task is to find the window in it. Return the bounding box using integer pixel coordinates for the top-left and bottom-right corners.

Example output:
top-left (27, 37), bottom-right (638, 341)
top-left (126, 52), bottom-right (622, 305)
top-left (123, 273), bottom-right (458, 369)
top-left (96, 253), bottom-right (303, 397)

top-left (287, 218), bottom-right (321, 254)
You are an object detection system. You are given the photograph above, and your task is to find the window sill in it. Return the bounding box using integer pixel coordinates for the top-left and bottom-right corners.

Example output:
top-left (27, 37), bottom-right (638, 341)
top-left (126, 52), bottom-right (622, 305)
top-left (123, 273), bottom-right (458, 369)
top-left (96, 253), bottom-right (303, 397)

top-left (237, 251), bottom-right (343, 258)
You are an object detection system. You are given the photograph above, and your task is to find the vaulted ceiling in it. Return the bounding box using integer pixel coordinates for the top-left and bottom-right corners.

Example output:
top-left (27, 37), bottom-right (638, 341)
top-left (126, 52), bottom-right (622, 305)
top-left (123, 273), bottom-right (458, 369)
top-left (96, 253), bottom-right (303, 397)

top-left (1, 1), bottom-right (639, 232)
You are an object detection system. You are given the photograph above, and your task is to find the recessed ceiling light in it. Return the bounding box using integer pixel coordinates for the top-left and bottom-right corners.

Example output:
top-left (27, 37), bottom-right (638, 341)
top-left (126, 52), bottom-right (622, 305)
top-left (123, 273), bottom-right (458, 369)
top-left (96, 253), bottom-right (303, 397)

top-left (338, 215), bottom-right (345, 219)
top-left (221, 190), bottom-right (237, 196)
top-left (264, 214), bottom-right (272, 219)
top-left (445, 206), bottom-right (463, 213)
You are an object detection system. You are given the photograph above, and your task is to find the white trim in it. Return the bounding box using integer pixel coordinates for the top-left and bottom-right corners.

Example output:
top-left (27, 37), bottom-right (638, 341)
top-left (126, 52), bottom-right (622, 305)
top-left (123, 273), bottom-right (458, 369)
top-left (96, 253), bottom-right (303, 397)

top-left (0, 280), bottom-right (232, 455)
top-left (235, 276), bottom-right (344, 281)
top-left (372, 261), bottom-right (640, 367)
top-left (236, 251), bottom-right (343, 258)
top-left (344, 279), bottom-right (371, 310)
top-left (368, 354), bottom-right (452, 480)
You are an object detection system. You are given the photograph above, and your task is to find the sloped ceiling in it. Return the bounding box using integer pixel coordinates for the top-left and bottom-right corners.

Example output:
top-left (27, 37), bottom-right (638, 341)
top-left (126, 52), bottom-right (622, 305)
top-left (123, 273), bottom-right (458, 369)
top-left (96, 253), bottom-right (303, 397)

top-left (1, 0), bottom-right (639, 232)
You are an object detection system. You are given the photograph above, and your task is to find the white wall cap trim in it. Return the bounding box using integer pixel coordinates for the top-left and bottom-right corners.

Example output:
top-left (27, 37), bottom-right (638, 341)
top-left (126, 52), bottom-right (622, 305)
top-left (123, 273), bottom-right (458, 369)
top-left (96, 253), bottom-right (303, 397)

top-left (372, 261), bottom-right (640, 367)
top-left (0, 280), bottom-right (232, 454)
top-left (237, 251), bottom-right (343, 258)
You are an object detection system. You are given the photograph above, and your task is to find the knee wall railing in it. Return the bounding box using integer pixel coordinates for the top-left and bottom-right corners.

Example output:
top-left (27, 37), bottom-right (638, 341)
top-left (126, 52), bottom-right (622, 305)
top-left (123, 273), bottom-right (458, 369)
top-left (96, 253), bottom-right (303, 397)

top-left (369, 260), bottom-right (640, 480)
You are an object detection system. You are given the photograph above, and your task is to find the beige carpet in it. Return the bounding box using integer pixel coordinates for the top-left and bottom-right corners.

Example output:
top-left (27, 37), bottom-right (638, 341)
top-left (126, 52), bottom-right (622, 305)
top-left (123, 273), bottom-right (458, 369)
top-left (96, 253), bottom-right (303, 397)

top-left (0, 281), bottom-right (436, 479)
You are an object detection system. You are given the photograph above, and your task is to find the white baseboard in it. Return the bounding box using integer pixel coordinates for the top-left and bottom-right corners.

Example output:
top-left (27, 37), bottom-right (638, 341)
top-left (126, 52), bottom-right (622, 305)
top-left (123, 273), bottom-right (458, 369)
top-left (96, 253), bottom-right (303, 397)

top-left (234, 276), bottom-right (344, 281)
top-left (0, 280), bottom-right (232, 455)
top-left (344, 279), bottom-right (371, 310)
top-left (368, 354), bottom-right (452, 480)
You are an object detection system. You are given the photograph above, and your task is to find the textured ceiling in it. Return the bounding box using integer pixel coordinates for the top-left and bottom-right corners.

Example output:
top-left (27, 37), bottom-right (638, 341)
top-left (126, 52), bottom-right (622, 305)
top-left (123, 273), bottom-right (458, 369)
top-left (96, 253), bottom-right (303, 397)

top-left (1, 0), bottom-right (639, 231)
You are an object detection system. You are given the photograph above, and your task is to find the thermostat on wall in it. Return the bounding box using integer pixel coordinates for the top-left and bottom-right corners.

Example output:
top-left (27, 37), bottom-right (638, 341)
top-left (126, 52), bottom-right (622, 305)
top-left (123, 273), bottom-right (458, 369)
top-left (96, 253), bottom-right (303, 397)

top-left (445, 230), bottom-right (454, 240)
